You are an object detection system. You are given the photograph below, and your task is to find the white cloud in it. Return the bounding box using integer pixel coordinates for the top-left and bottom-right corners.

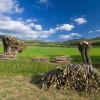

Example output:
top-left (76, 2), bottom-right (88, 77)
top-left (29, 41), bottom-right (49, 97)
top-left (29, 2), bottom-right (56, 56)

top-left (0, 13), bottom-right (75, 40)
top-left (0, 15), bottom-right (40, 39)
top-left (59, 33), bottom-right (82, 40)
top-left (0, 12), bottom-right (76, 40)
top-left (70, 33), bottom-right (82, 36)
top-left (39, 24), bottom-right (74, 36)
top-left (42, 28), bottom-right (56, 34)
top-left (26, 19), bottom-right (33, 23)
top-left (37, 0), bottom-right (52, 8)
top-left (59, 35), bottom-right (72, 40)
top-left (34, 24), bottom-right (43, 31)
top-left (25, 19), bottom-right (37, 23)
top-left (55, 24), bottom-right (74, 31)
top-left (74, 18), bottom-right (87, 25)
top-left (27, 23), bottom-right (43, 31)
top-left (28, 23), bottom-right (35, 28)
top-left (40, 35), bottom-right (48, 38)
top-left (0, 0), bottom-right (76, 40)
top-left (96, 29), bottom-right (100, 32)
top-left (88, 30), bottom-right (93, 33)
top-left (39, 0), bottom-right (49, 5)
top-left (0, 0), bottom-right (23, 14)
top-left (14, 3), bottom-right (23, 13)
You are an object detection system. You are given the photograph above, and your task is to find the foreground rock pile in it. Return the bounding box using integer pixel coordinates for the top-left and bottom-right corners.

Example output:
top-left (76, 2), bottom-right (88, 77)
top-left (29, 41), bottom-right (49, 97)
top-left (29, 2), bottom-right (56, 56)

top-left (38, 64), bottom-right (100, 93)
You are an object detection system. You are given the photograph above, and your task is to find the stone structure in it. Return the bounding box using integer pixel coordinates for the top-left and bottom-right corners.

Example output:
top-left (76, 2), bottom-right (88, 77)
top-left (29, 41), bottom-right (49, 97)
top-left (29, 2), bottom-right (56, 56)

top-left (78, 41), bottom-right (92, 65)
top-left (50, 56), bottom-right (72, 64)
top-left (0, 35), bottom-right (26, 59)
top-left (32, 56), bottom-right (72, 64)
top-left (32, 57), bottom-right (49, 63)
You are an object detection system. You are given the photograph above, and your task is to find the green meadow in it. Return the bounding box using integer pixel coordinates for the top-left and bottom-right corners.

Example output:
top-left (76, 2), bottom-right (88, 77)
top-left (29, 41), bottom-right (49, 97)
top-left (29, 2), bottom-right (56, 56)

top-left (0, 46), bottom-right (99, 76)
top-left (19, 46), bottom-right (100, 62)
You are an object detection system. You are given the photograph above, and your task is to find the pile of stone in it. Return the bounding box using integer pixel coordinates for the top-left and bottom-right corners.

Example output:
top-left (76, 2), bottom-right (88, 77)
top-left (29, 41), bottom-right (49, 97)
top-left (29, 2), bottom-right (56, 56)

top-left (0, 54), bottom-right (16, 60)
top-left (2, 36), bottom-right (26, 54)
top-left (38, 64), bottom-right (100, 93)
top-left (50, 56), bottom-right (72, 64)
top-left (0, 35), bottom-right (26, 60)
top-left (31, 56), bottom-right (72, 64)
top-left (32, 57), bottom-right (49, 63)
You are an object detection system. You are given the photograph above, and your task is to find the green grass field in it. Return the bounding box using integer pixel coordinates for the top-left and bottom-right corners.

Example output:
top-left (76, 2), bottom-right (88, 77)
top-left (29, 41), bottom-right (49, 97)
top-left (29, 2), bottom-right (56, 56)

top-left (18, 46), bottom-right (100, 63)
top-left (0, 46), bottom-right (99, 100)
top-left (19, 46), bottom-right (100, 57)
top-left (0, 46), bottom-right (99, 76)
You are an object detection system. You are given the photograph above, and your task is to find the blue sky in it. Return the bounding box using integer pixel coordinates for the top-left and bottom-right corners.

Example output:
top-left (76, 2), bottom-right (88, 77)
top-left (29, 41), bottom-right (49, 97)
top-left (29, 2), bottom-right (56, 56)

top-left (0, 0), bottom-right (100, 41)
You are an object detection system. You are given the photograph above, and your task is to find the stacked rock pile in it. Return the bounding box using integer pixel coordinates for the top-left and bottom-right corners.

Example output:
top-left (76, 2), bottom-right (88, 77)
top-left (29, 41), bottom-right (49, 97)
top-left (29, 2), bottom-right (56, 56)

top-left (32, 56), bottom-right (72, 64)
top-left (50, 56), bottom-right (72, 64)
top-left (38, 64), bottom-right (100, 93)
top-left (3, 36), bottom-right (26, 54)
top-left (0, 35), bottom-right (26, 60)
top-left (0, 54), bottom-right (16, 60)
top-left (32, 57), bottom-right (49, 63)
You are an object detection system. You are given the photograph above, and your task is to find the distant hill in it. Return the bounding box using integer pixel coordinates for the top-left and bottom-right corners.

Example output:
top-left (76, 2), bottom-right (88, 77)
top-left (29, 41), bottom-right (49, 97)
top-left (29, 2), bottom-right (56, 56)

top-left (24, 37), bottom-right (100, 47)
top-left (0, 37), bottom-right (98, 47)
top-left (62, 37), bottom-right (100, 46)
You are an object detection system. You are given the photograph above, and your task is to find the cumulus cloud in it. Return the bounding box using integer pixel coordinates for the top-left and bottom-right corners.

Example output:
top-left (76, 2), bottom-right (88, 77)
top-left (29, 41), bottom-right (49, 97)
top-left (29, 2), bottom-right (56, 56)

top-left (0, 0), bottom-right (77, 40)
top-left (59, 33), bottom-right (82, 40)
top-left (88, 30), bottom-right (93, 33)
top-left (70, 33), bottom-right (82, 36)
top-left (0, 0), bottom-right (23, 14)
top-left (39, 24), bottom-right (74, 36)
top-left (0, 14), bottom-right (45, 40)
top-left (96, 29), bottom-right (100, 32)
top-left (59, 35), bottom-right (71, 40)
top-left (34, 25), bottom-right (43, 31)
top-left (39, 35), bottom-right (48, 38)
top-left (40, 28), bottom-right (56, 35)
top-left (74, 17), bottom-right (87, 25)
top-left (25, 19), bottom-right (37, 23)
top-left (55, 24), bottom-right (74, 31)
top-left (0, 12), bottom-right (75, 40)
top-left (37, 0), bottom-right (52, 8)
top-left (39, 0), bottom-right (49, 5)
top-left (0, 0), bottom-right (44, 40)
